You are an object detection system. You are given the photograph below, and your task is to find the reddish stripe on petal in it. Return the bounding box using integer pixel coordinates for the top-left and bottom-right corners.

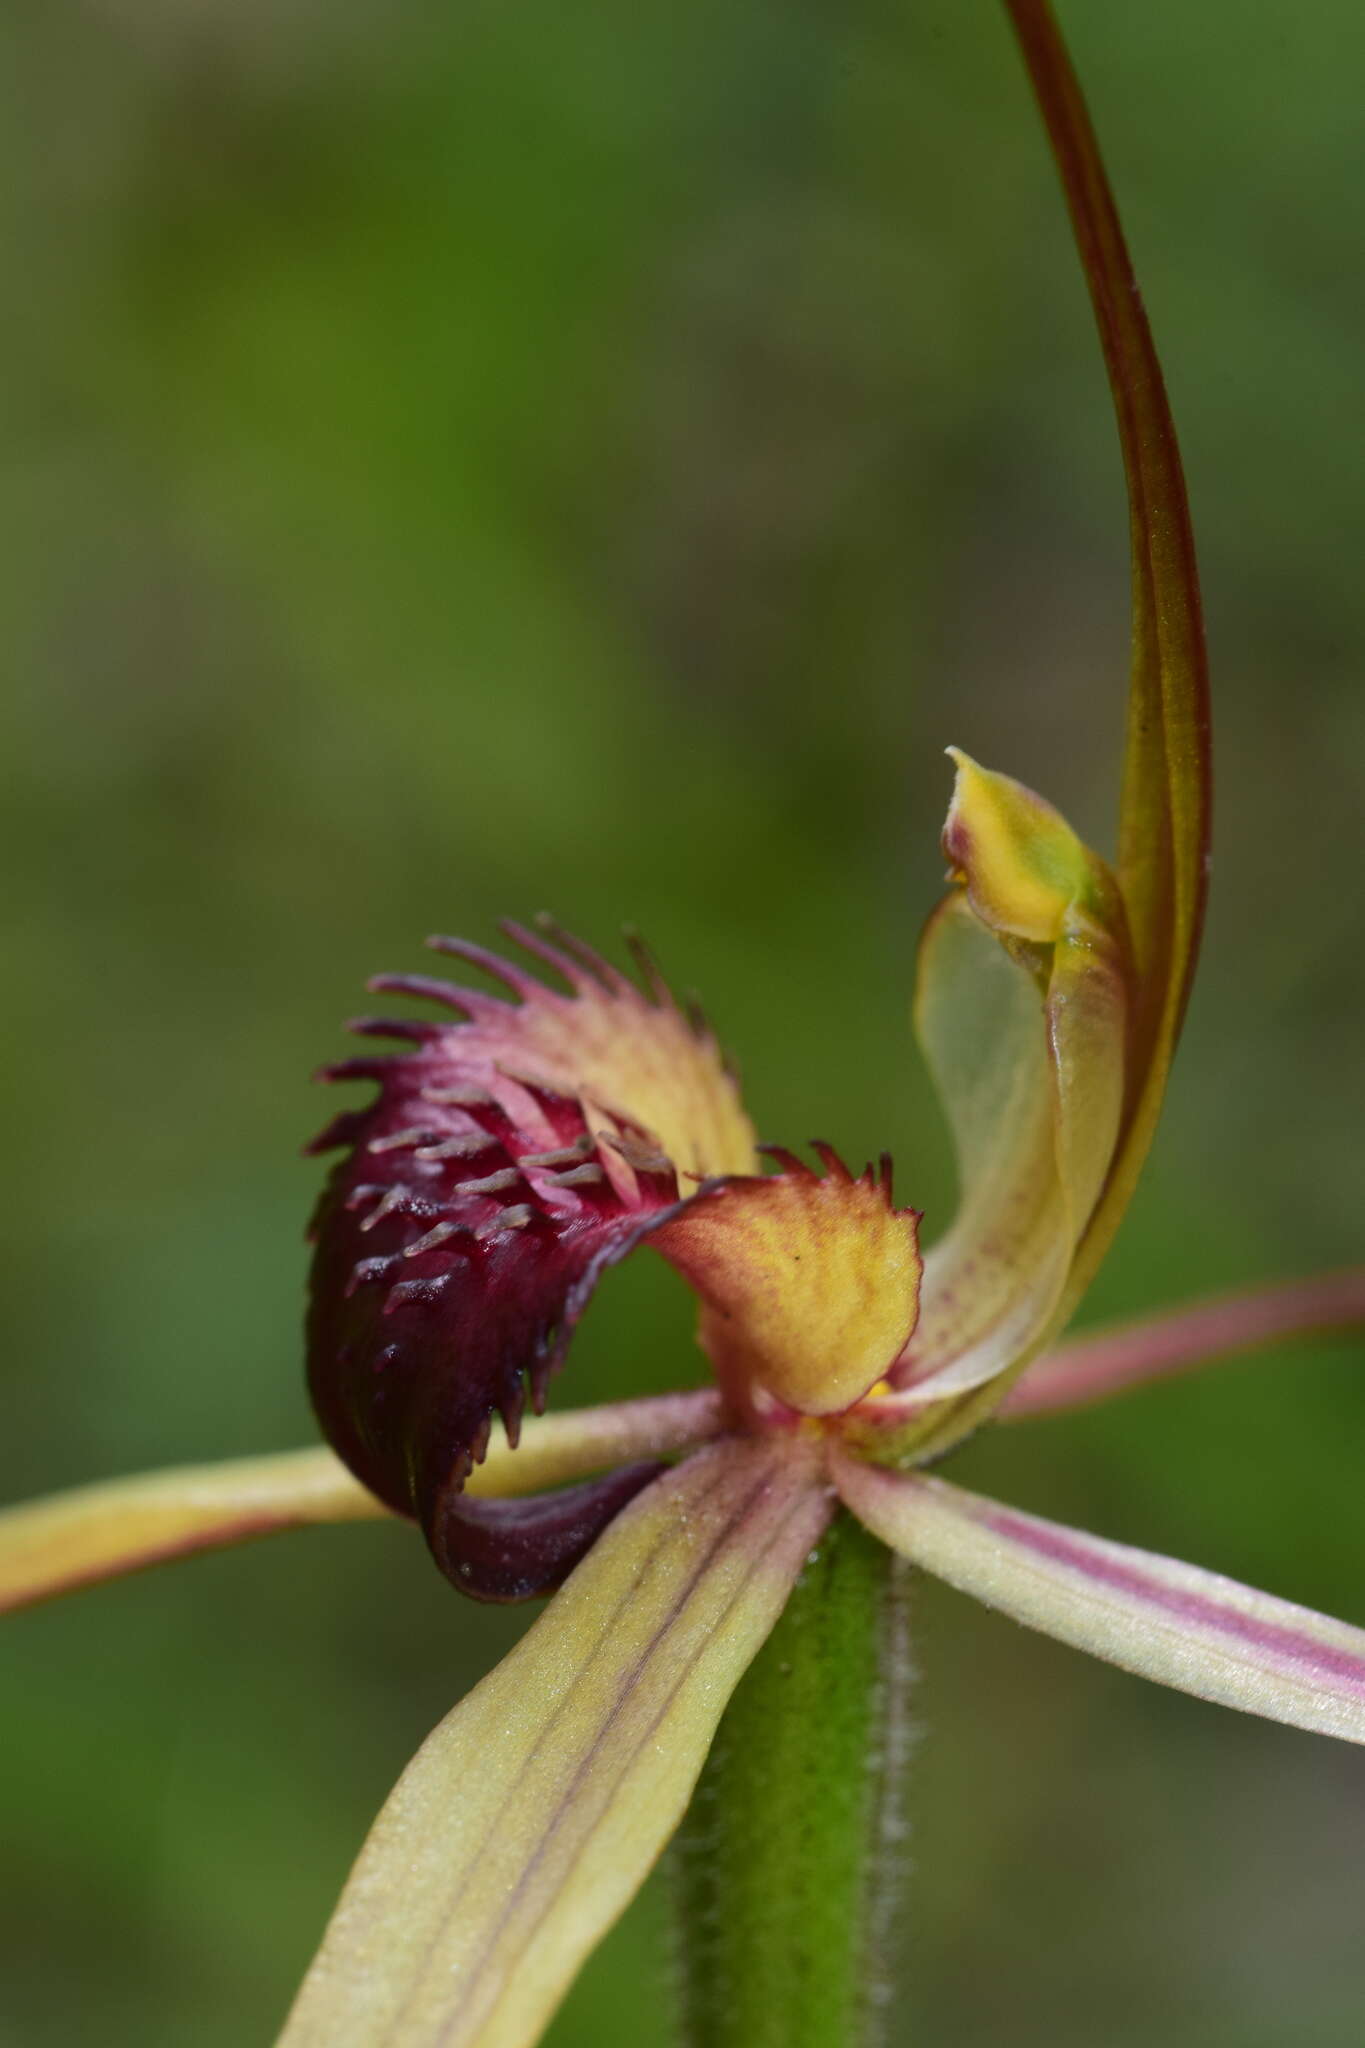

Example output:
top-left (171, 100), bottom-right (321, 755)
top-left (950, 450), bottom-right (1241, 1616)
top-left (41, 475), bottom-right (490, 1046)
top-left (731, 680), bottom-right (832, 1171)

top-left (0, 1450), bottom-right (387, 1614)
top-left (279, 1440), bottom-right (832, 2048)
top-left (981, 1506), bottom-right (1365, 1696)
top-left (1003, 1268), bottom-right (1365, 1418)
top-left (834, 1454), bottom-right (1365, 1744)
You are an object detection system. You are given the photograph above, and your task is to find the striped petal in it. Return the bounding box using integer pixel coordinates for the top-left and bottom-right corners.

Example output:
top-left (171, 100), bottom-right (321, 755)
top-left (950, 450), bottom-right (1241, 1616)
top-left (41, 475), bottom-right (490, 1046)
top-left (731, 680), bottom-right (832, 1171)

top-left (0, 1393), bottom-right (725, 1615)
top-left (1001, 1269), bottom-right (1365, 1420)
top-left (278, 1437), bottom-right (831, 2048)
top-left (835, 1454), bottom-right (1365, 1744)
top-left (0, 1448), bottom-right (384, 1615)
top-left (1005, 0), bottom-right (1211, 1314)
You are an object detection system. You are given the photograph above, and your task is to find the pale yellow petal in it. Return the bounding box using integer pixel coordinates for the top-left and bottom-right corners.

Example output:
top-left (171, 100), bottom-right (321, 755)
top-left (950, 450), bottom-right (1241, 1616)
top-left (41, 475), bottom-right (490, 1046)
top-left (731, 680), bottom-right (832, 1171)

top-left (835, 1451), bottom-right (1365, 1744)
top-left (278, 1437), bottom-right (830, 2048)
top-left (1, 1393), bottom-right (726, 1614)
top-left (0, 1448), bottom-right (383, 1614)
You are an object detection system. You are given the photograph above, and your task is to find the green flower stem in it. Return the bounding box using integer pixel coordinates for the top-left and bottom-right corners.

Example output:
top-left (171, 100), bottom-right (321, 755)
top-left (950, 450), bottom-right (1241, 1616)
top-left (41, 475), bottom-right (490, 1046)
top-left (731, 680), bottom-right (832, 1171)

top-left (670, 1511), bottom-right (912, 2048)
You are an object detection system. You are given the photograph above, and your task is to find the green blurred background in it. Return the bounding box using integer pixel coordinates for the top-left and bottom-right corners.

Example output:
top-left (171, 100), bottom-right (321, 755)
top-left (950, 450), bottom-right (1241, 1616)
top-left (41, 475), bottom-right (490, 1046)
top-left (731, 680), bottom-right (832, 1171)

top-left (2, 2), bottom-right (1362, 2041)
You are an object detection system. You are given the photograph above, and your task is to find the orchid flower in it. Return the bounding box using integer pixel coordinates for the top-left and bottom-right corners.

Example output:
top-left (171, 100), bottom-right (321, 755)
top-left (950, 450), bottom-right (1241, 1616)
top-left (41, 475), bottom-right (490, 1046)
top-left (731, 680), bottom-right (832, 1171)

top-left (4, 4), bottom-right (1364, 2044)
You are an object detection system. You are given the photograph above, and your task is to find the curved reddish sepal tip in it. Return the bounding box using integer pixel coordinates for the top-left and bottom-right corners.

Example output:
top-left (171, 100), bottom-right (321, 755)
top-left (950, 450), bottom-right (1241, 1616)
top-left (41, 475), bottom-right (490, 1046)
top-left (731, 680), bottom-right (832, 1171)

top-left (428, 1461), bottom-right (668, 1602)
top-left (307, 1049), bottom-right (683, 1588)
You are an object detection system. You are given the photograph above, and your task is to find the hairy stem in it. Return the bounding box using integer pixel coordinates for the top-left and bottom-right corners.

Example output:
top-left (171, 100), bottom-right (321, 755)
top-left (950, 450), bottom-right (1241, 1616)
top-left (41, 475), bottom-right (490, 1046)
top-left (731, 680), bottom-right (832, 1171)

top-left (670, 1511), bottom-right (913, 2048)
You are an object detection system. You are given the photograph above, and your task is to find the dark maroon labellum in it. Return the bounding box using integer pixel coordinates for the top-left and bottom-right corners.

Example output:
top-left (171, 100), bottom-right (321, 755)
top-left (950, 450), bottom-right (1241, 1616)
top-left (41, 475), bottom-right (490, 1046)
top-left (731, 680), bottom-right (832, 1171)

top-left (305, 936), bottom-right (689, 1600)
top-left (427, 1463), bottom-right (669, 1603)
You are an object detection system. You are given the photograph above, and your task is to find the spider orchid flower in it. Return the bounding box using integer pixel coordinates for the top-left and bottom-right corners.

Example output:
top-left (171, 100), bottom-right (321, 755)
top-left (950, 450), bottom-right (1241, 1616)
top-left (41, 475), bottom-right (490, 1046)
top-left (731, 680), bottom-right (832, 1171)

top-left (3, 6), bottom-right (1365, 2046)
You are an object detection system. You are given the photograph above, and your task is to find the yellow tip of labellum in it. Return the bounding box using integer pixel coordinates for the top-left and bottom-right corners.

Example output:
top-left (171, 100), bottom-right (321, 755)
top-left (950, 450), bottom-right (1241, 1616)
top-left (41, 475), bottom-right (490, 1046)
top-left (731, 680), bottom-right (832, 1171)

top-left (651, 1150), bottom-right (923, 1417)
top-left (942, 747), bottom-right (1094, 943)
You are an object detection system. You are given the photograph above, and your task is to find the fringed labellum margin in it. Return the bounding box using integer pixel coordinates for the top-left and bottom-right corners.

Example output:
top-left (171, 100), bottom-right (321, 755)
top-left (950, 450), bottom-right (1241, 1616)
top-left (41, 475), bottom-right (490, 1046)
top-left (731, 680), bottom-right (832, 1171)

top-left (305, 924), bottom-right (921, 1599)
top-left (11, 13), bottom-right (1365, 2048)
